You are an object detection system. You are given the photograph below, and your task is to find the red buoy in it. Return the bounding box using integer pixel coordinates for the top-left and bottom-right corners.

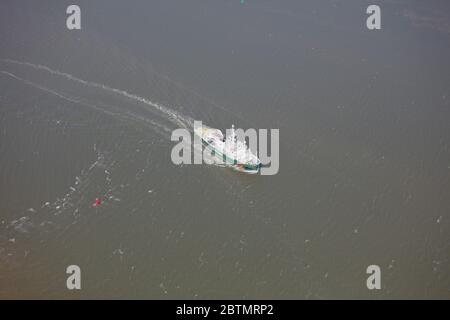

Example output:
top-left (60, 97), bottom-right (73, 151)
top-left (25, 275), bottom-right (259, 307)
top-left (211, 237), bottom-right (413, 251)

top-left (93, 198), bottom-right (101, 207)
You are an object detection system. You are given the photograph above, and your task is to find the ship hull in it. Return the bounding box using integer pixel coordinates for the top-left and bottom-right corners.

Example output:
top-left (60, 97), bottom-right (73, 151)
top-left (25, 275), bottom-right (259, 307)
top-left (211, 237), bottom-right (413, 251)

top-left (195, 126), bottom-right (261, 174)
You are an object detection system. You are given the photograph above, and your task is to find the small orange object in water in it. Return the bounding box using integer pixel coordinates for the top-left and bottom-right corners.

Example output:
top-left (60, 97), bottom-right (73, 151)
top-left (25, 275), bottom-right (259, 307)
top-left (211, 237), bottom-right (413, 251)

top-left (93, 198), bottom-right (101, 207)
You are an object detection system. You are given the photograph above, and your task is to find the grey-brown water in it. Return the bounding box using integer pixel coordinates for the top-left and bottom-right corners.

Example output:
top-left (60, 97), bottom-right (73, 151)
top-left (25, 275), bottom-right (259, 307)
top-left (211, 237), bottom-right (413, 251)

top-left (0, 0), bottom-right (449, 299)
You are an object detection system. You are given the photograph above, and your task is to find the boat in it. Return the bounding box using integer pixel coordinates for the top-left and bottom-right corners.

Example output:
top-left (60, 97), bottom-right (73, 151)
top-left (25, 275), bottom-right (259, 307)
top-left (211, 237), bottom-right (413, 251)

top-left (194, 124), bottom-right (261, 174)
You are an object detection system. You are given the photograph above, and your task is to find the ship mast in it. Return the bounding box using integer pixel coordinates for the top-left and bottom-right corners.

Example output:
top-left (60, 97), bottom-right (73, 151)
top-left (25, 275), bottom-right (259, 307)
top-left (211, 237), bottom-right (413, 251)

top-left (231, 124), bottom-right (236, 165)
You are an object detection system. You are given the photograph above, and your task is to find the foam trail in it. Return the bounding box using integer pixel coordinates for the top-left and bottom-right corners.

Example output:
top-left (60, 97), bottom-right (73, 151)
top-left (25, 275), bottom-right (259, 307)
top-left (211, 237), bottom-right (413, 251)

top-left (1, 70), bottom-right (174, 137)
top-left (1, 70), bottom-right (117, 117)
top-left (1, 59), bottom-right (194, 129)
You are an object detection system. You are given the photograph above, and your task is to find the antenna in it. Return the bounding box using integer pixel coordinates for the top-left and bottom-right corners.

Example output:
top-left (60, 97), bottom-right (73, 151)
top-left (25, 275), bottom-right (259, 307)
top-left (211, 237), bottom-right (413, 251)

top-left (231, 124), bottom-right (236, 163)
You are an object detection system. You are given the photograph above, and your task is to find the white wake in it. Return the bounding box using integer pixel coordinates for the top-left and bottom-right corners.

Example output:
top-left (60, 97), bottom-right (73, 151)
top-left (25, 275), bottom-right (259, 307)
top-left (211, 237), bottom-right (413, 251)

top-left (1, 58), bottom-right (194, 130)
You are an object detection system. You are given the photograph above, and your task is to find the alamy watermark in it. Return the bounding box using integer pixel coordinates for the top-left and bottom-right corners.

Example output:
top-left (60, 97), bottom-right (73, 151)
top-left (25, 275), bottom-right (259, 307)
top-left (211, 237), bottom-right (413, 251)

top-left (366, 265), bottom-right (381, 290)
top-left (66, 265), bottom-right (81, 290)
top-left (366, 5), bottom-right (381, 30)
top-left (171, 121), bottom-right (279, 175)
top-left (66, 5), bottom-right (81, 30)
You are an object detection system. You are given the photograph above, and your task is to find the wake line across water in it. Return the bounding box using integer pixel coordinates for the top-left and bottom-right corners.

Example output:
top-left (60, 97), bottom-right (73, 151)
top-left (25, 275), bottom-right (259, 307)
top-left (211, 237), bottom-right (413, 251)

top-left (1, 70), bottom-right (119, 118)
top-left (1, 58), bottom-right (194, 130)
top-left (0, 70), bottom-right (174, 137)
